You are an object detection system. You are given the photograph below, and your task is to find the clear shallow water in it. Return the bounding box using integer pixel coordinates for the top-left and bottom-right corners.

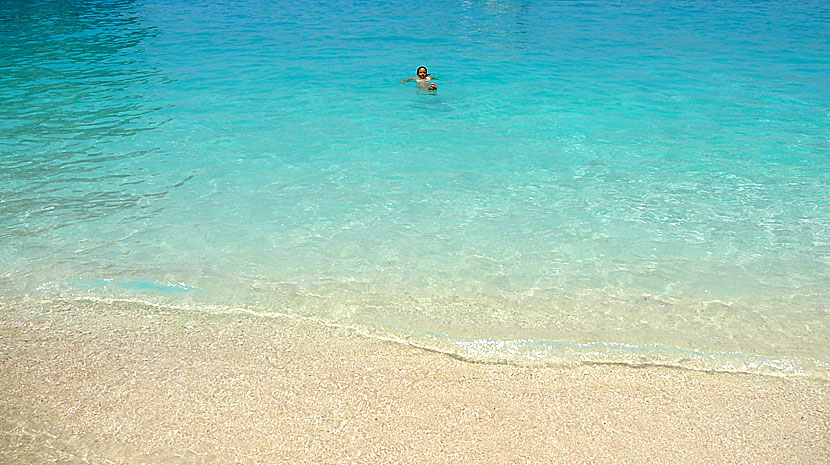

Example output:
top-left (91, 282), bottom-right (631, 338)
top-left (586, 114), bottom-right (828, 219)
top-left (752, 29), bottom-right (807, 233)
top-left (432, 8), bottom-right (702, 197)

top-left (1, 0), bottom-right (828, 377)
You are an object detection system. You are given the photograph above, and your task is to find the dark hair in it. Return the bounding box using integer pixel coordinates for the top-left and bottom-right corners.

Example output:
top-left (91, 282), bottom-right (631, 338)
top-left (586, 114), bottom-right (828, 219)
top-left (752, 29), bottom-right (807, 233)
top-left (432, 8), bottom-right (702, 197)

top-left (417, 66), bottom-right (428, 74)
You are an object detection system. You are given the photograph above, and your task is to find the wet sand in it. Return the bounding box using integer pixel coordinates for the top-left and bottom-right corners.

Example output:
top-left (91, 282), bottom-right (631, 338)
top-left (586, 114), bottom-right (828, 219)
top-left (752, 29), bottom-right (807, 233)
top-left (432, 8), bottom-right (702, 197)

top-left (1, 298), bottom-right (828, 464)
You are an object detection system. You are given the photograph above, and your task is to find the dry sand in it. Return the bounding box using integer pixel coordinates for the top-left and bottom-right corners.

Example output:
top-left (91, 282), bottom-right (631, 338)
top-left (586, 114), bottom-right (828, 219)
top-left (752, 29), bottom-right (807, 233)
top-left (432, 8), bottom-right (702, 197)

top-left (0, 298), bottom-right (828, 464)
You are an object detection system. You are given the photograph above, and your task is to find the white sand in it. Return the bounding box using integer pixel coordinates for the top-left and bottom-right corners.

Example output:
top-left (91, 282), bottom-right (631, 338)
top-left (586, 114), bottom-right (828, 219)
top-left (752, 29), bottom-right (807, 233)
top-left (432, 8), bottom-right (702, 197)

top-left (1, 298), bottom-right (827, 464)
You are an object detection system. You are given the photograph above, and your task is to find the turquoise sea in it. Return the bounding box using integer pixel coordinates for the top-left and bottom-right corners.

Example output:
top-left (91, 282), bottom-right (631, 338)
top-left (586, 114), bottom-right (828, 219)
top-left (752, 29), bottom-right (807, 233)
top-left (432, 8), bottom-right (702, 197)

top-left (1, 0), bottom-right (828, 377)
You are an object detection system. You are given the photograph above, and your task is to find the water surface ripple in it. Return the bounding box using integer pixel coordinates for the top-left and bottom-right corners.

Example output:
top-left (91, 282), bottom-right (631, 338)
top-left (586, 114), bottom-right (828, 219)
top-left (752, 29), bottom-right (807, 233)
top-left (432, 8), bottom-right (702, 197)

top-left (1, 0), bottom-right (828, 377)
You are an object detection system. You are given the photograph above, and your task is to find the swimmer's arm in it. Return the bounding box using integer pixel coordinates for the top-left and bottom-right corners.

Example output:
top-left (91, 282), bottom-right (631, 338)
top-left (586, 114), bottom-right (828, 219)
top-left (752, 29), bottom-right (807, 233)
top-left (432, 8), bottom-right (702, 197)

top-left (426, 74), bottom-right (437, 80)
top-left (400, 77), bottom-right (417, 83)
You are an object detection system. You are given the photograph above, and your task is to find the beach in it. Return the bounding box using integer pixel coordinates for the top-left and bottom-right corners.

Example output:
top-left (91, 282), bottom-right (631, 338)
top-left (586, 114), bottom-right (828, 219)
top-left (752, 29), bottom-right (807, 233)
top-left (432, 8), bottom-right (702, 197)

top-left (1, 298), bottom-right (827, 464)
top-left (3, 1), bottom-right (829, 463)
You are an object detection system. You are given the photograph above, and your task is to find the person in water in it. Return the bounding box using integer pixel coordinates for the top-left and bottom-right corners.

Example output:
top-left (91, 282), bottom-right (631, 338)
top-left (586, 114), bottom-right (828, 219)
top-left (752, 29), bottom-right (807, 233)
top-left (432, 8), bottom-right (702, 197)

top-left (400, 66), bottom-right (437, 90)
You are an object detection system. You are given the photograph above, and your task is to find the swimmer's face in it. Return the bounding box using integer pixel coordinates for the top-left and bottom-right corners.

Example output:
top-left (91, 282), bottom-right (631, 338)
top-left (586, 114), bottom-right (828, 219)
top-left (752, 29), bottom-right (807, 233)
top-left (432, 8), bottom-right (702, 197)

top-left (417, 67), bottom-right (428, 78)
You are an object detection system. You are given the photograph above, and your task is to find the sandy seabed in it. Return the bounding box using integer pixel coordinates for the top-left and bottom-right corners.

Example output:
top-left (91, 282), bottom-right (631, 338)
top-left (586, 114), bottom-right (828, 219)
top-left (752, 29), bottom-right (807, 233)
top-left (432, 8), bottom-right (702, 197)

top-left (0, 298), bottom-right (827, 464)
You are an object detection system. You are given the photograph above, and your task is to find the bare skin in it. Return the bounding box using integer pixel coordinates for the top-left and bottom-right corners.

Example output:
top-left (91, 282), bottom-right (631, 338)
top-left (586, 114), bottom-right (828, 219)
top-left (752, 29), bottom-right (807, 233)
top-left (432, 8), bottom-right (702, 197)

top-left (401, 66), bottom-right (437, 90)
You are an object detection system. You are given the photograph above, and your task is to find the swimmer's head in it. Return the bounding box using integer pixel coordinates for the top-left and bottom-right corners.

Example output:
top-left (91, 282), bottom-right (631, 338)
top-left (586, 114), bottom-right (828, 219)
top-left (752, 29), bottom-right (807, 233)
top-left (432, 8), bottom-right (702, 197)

top-left (417, 66), bottom-right (428, 78)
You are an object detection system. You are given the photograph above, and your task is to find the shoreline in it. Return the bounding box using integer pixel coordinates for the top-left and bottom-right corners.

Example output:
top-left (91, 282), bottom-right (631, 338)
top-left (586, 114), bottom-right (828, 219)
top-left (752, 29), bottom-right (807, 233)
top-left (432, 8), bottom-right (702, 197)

top-left (1, 298), bottom-right (828, 463)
